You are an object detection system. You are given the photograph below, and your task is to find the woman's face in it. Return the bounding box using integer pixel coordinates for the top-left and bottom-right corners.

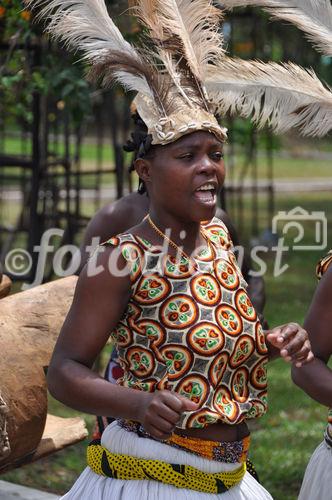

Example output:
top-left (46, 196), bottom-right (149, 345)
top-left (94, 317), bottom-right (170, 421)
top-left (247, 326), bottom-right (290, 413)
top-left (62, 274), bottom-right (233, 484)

top-left (137, 131), bottom-right (225, 223)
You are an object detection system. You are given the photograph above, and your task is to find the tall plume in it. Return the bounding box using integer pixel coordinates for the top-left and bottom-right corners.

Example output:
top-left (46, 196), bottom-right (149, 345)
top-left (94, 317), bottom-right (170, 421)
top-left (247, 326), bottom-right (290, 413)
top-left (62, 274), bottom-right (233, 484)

top-left (133, 0), bottom-right (225, 105)
top-left (216, 0), bottom-right (332, 56)
top-left (139, 0), bottom-right (225, 74)
top-left (206, 57), bottom-right (332, 137)
top-left (25, 0), bottom-right (169, 114)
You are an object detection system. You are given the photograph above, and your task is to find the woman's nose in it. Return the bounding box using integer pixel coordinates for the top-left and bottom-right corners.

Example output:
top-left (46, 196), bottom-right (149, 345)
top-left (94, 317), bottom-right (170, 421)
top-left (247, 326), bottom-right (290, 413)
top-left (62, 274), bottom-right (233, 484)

top-left (196, 156), bottom-right (216, 175)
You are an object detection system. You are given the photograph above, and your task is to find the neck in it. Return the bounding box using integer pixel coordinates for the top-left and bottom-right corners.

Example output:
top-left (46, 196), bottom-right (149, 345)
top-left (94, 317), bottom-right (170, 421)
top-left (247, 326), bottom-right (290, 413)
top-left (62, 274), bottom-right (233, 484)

top-left (148, 208), bottom-right (203, 254)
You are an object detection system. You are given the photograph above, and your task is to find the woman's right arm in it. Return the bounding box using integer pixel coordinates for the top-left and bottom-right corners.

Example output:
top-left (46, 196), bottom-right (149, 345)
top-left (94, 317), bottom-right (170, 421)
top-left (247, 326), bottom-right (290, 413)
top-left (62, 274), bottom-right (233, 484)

top-left (292, 265), bottom-right (332, 407)
top-left (48, 245), bottom-right (144, 417)
top-left (48, 246), bottom-right (196, 438)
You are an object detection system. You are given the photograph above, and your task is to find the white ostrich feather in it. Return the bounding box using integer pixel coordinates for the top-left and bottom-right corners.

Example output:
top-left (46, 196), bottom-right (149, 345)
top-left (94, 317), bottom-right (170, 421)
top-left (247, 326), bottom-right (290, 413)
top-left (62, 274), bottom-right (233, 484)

top-left (26, 0), bottom-right (136, 61)
top-left (26, 0), bottom-right (159, 101)
top-left (206, 57), bottom-right (332, 136)
top-left (135, 0), bottom-right (225, 82)
top-left (216, 0), bottom-right (332, 56)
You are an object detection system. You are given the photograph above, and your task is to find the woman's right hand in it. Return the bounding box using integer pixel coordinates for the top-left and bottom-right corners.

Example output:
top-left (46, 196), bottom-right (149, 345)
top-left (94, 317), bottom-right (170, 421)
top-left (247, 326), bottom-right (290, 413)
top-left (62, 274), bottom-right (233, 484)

top-left (138, 390), bottom-right (199, 440)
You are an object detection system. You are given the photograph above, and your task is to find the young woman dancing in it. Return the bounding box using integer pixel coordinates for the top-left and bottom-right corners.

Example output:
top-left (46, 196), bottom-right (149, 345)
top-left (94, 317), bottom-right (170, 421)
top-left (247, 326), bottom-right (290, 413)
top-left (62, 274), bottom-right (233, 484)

top-left (28, 0), bottom-right (317, 497)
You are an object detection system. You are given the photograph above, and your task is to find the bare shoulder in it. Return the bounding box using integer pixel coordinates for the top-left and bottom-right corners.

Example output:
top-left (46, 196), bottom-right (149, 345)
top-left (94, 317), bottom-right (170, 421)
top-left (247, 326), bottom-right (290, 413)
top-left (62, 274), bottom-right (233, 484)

top-left (77, 193), bottom-right (148, 272)
top-left (312, 263), bottom-right (332, 306)
top-left (83, 193), bottom-right (148, 244)
top-left (304, 263), bottom-right (332, 359)
top-left (87, 193), bottom-right (148, 242)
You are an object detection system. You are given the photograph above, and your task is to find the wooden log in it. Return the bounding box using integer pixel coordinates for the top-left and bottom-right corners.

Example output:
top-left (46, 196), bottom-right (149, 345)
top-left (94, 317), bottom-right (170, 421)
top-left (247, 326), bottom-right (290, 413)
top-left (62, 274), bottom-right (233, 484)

top-left (0, 275), bottom-right (12, 300)
top-left (0, 276), bottom-right (78, 471)
top-left (0, 413), bottom-right (88, 474)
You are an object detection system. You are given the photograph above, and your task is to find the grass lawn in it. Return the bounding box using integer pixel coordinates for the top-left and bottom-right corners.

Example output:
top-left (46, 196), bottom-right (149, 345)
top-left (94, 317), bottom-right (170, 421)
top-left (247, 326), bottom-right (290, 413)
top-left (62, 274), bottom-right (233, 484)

top-left (2, 136), bottom-right (115, 164)
top-left (1, 192), bottom-right (332, 499)
top-left (2, 135), bottom-right (332, 189)
top-left (1, 136), bottom-right (131, 190)
top-left (227, 152), bottom-right (332, 180)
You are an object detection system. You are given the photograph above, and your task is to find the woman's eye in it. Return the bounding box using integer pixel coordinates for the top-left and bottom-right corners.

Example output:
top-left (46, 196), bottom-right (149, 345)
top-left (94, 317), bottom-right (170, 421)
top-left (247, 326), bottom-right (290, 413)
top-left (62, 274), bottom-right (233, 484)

top-left (211, 152), bottom-right (224, 160)
top-left (178, 153), bottom-right (193, 160)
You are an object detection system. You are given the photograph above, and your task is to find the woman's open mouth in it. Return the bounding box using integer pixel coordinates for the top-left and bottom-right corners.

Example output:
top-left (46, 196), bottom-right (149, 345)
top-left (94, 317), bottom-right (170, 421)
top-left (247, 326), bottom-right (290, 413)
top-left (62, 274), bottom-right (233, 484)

top-left (194, 183), bottom-right (217, 205)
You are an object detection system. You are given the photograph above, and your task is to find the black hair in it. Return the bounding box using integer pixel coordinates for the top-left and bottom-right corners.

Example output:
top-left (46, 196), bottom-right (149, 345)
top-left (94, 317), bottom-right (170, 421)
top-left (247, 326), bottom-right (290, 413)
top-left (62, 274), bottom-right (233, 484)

top-left (123, 112), bottom-right (154, 194)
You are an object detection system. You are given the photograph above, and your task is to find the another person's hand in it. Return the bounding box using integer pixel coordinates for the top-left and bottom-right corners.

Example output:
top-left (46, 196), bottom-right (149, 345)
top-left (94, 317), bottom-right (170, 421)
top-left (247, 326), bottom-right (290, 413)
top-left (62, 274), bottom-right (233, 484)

top-left (267, 323), bottom-right (314, 367)
top-left (138, 390), bottom-right (198, 440)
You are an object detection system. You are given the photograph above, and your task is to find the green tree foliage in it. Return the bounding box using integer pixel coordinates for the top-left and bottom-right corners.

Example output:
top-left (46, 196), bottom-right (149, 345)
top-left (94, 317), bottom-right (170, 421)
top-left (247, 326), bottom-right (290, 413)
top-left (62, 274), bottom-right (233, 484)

top-left (0, 0), bottom-right (91, 127)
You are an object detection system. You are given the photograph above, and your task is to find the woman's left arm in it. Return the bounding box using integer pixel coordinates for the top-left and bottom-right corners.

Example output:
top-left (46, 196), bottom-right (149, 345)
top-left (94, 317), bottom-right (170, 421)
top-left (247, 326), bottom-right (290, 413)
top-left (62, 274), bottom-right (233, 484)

top-left (291, 266), bottom-right (332, 407)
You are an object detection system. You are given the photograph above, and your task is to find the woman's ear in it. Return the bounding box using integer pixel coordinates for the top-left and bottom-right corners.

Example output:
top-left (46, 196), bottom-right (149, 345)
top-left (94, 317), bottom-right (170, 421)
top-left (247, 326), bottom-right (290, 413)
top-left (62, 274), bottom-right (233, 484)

top-left (134, 158), bottom-right (152, 184)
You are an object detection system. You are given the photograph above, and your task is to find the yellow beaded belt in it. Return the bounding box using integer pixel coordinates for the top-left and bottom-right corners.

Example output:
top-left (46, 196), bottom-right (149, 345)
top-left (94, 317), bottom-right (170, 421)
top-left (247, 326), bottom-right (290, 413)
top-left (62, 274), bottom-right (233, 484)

top-left (117, 419), bottom-right (250, 463)
top-left (87, 440), bottom-right (246, 493)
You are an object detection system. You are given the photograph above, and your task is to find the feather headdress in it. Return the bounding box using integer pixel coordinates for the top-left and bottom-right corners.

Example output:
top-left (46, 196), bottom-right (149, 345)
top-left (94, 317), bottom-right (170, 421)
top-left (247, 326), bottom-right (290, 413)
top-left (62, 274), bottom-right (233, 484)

top-left (27, 0), bottom-right (332, 141)
top-left (26, 0), bottom-right (227, 144)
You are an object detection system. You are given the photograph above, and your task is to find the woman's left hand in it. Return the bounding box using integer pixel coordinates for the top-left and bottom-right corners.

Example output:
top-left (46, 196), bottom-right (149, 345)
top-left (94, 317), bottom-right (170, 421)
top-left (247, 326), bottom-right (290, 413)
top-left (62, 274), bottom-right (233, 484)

top-left (266, 323), bottom-right (314, 367)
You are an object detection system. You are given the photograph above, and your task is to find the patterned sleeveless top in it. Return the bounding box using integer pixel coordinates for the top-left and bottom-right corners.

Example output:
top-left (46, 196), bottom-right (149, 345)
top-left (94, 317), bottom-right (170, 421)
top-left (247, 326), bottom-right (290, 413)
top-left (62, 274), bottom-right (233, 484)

top-left (106, 217), bottom-right (268, 429)
top-left (316, 250), bottom-right (332, 437)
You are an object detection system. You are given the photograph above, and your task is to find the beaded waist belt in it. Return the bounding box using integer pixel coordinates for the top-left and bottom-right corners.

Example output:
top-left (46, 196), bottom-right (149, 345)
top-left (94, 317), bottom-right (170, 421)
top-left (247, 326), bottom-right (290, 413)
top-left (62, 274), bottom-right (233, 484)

top-left (87, 439), bottom-right (246, 494)
top-left (117, 419), bottom-right (250, 464)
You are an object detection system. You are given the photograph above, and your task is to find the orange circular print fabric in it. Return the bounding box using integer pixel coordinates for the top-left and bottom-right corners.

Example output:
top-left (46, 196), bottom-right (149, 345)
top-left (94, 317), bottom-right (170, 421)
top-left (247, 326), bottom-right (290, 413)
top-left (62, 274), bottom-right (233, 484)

top-left (195, 242), bottom-right (215, 262)
top-left (160, 294), bottom-right (198, 329)
top-left (215, 305), bottom-right (243, 336)
top-left (250, 359), bottom-right (268, 390)
top-left (213, 386), bottom-right (240, 423)
top-left (162, 255), bottom-right (193, 279)
top-left (160, 345), bottom-right (193, 380)
top-left (176, 374), bottom-right (209, 406)
top-left (214, 259), bottom-right (240, 290)
top-left (125, 347), bottom-right (155, 378)
top-left (255, 322), bottom-right (268, 355)
top-left (235, 289), bottom-right (257, 322)
top-left (230, 335), bottom-right (255, 368)
top-left (106, 217), bottom-right (268, 429)
top-left (134, 274), bottom-right (171, 305)
top-left (187, 322), bottom-right (225, 356)
top-left (187, 408), bottom-right (220, 428)
top-left (202, 224), bottom-right (231, 249)
top-left (136, 319), bottom-right (166, 362)
top-left (126, 303), bottom-right (142, 333)
top-left (231, 367), bottom-right (250, 403)
top-left (246, 398), bottom-right (267, 419)
top-left (190, 274), bottom-right (221, 306)
top-left (114, 323), bottom-right (133, 348)
top-left (120, 242), bottom-right (144, 283)
top-left (208, 352), bottom-right (229, 388)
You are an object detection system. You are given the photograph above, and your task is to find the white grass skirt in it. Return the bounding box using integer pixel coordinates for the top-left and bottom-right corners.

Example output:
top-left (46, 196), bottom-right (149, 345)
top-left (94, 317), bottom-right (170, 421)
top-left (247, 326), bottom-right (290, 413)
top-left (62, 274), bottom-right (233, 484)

top-left (61, 422), bottom-right (273, 499)
top-left (298, 439), bottom-right (332, 500)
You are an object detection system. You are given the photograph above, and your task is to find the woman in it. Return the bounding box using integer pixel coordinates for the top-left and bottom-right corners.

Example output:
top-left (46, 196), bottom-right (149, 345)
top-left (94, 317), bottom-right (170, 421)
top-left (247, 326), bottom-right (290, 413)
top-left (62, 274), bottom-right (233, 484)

top-left (292, 251), bottom-right (332, 500)
top-left (47, 121), bottom-right (313, 499)
top-left (77, 138), bottom-right (268, 440)
top-left (30, 0), bottom-right (313, 497)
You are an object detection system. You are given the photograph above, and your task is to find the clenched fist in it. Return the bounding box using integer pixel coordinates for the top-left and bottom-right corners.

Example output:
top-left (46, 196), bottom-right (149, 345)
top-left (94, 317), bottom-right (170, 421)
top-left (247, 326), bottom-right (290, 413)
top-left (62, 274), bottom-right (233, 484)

top-left (138, 390), bottom-right (198, 440)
